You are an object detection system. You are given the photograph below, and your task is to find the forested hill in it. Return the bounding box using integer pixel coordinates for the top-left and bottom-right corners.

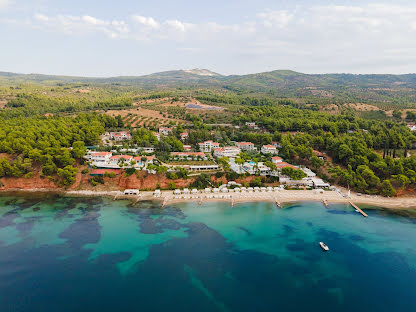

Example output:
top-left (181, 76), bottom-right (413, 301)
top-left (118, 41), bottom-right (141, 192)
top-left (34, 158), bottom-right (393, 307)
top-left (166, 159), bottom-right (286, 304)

top-left (1, 69), bottom-right (416, 104)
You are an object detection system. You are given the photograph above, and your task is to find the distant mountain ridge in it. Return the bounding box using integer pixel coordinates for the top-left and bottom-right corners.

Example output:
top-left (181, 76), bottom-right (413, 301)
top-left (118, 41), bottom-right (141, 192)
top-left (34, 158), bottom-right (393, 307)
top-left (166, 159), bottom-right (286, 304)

top-left (1, 69), bottom-right (416, 103)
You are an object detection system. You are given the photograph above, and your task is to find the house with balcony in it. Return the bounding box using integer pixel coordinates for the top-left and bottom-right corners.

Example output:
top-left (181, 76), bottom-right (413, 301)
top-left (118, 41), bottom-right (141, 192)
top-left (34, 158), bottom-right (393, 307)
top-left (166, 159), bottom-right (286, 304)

top-left (261, 145), bottom-right (278, 154)
top-left (198, 140), bottom-right (220, 152)
top-left (213, 146), bottom-right (241, 158)
top-left (235, 142), bottom-right (255, 151)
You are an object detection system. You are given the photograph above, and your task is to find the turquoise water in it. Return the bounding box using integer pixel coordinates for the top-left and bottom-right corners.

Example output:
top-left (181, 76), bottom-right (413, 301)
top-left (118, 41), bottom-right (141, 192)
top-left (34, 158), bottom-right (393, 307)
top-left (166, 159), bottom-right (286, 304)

top-left (0, 194), bottom-right (415, 311)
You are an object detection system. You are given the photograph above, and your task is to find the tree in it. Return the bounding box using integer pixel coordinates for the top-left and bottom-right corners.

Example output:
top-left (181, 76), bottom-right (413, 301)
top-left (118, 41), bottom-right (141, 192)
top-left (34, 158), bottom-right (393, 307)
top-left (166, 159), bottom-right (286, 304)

top-left (72, 141), bottom-right (87, 159)
top-left (57, 165), bottom-right (78, 186)
top-left (310, 155), bottom-right (324, 169)
top-left (380, 180), bottom-right (396, 197)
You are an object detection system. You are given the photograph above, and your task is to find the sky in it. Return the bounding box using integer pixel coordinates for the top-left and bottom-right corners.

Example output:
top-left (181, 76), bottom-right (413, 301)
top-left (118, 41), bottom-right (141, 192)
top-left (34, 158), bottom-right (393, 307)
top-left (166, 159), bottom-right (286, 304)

top-left (1, 0), bottom-right (416, 77)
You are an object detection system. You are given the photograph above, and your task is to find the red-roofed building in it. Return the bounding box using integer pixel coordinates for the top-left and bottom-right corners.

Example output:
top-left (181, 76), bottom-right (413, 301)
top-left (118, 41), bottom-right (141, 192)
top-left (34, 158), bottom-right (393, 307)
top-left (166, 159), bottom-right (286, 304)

top-left (170, 152), bottom-right (208, 160)
top-left (235, 142), bottom-right (255, 151)
top-left (153, 132), bottom-right (161, 141)
top-left (159, 127), bottom-right (172, 136)
top-left (109, 131), bottom-right (131, 141)
top-left (110, 155), bottom-right (133, 164)
top-left (87, 152), bottom-right (112, 162)
top-left (272, 156), bottom-right (283, 164)
top-left (90, 169), bottom-right (121, 176)
top-left (213, 146), bottom-right (241, 158)
top-left (183, 145), bottom-right (192, 151)
top-left (275, 162), bottom-right (297, 170)
top-left (180, 132), bottom-right (189, 141)
top-left (261, 145), bottom-right (278, 154)
top-left (198, 141), bottom-right (220, 152)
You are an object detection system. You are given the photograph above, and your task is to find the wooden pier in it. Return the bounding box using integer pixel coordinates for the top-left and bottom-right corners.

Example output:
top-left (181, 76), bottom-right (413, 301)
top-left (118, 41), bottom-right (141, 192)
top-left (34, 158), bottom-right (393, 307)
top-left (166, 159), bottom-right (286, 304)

top-left (349, 201), bottom-right (368, 217)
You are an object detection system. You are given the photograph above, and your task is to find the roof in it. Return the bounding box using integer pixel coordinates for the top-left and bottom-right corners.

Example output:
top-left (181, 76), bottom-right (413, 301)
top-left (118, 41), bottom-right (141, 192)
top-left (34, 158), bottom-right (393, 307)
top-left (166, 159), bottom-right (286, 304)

top-left (236, 142), bottom-right (254, 145)
top-left (133, 156), bottom-right (154, 161)
top-left (263, 145), bottom-right (276, 149)
top-left (111, 155), bottom-right (133, 160)
top-left (272, 156), bottom-right (283, 160)
top-left (275, 162), bottom-right (297, 169)
top-left (91, 152), bottom-right (112, 156)
top-left (90, 169), bottom-right (121, 175)
top-left (171, 152), bottom-right (206, 157)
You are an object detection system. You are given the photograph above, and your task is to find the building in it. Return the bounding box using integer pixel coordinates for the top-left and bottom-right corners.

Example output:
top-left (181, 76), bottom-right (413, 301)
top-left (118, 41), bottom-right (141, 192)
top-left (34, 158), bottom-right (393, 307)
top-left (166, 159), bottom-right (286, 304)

top-left (137, 147), bottom-right (155, 154)
top-left (272, 156), bottom-right (283, 164)
top-left (183, 145), bottom-right (192, 151)
top-left (109, 131), bottom-right (131, 141)
top-left (180, 132), bottom-right (189, 141)
top-left (313, 150), bottom-right (327, 161)
top-left (159, 127), bottom-right (172, 136)
top-left (87, 152), bottom-right (112, 163)
top-left (245, 122), bottom-right (258, 129)
top-left (170, 152), bottom-right (208, 160)
top-left (133, 156), bottom-right (154, 168)
top-left (213, 146), bottom-right (241, 158)
top-left (235, 142), bottom-right (255, 151)
top-left (272, 141), bottom-right (282, 148)
top-left (275, 162), bottom-right (298, 170)
top-left (198, 140), bottom-right (220, 152)
top-left (110, 155), bottom-right (133, 165)
top-left (261, 145), bottom-right (278, 154)
top-left (407, 125), bottom-right (416, 131)
top-left (153, 132), bottom-right (161, 141)
top-left (89, 169), bottom-right (121, 176)
top-left (189, 164), bottom-right (219, 172)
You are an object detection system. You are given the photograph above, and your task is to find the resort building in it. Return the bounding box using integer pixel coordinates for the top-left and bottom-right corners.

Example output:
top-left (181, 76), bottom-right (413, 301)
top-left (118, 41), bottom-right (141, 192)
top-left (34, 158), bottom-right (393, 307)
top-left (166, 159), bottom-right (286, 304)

top-left (153, 132), bottom-right (161, 141)
top-left (159, 127), bottom-right (172, 136)
top-left (261, 145), bottom-right (278, 154)
top-left (110, 155), bottom-right (133, 165)
top-left (180, 132), bottom-right (189, 141)
top-left (183, 145), bottom-right (192, 151)
top-left (86, 152), bottom-right (112, 163)
top-left (213, 146), bottom-right (241, 158)
top-left (272, 141), bottom-right (282, 148)
top-left (89, 169), bottom-right (121, 176)
top-left (407, 125), bottom-right (416, 131)
top-left (133, 156), bottom-right (154, 168)
top-left (245, 122), bottom-right (258, 129)
top-left (138, 147), bottom-right (155, 154)
top-left (313, 150), bottom-right (327, 161)
top-left (235, 142), bottom-right (255, 151)
top-left (272, 156), bottom-right (283, 164)
top-left (108, 131), bottom-right (132, 141)
top-left (198, 140), bottom-right (220, 152)
top-left (189, 164), bottom-right (219, 172)
top-left (275, 162), bottom-right (298, 170)
top-left (170, 152), bottom-right (208, 160)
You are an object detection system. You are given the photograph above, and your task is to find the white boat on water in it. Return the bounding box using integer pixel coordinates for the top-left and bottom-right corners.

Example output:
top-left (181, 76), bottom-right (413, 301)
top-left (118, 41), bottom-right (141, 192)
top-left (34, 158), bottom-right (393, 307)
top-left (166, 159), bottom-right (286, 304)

top-left (319, 242), bottom-right (329, 251)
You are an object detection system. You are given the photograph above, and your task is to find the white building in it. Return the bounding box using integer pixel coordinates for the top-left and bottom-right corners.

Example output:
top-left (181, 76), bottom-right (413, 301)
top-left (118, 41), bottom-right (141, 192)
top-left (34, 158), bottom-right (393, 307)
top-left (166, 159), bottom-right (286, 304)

top-left (213, 146), bottom-right (241, 158)
top-left (110, 155), bottom-right (133, 165)
top-left (261, 145), bottom-right (278, 154)
top-left (235, 142), bottom-right (255, 151)
top-left (138, 147), bottom-right (155, 153)
top-left (159, 127), bottom-right (172, 136)
top-left (198, 140), bottom-right (220, 152)
top-left (108, 132), bottom-right (131, 141)
top-left (271, 156), bottom-right (283, 164)
top-left (170, 152), bottom-right (208, 160)
top-left (180, 132), bottom-right (189, 141)
top-left (245, 122), bottom-right (258, 129)
top-left (189, 165), bottom-right (219, 172)
top-left (86, 152), bottom-right (112, 163)
top-left (153, 132), bottom-right (161, 141)
top-left (133, 156), bottom-right (154, 168)
top-left (408, 125), bottom-right (416, 131)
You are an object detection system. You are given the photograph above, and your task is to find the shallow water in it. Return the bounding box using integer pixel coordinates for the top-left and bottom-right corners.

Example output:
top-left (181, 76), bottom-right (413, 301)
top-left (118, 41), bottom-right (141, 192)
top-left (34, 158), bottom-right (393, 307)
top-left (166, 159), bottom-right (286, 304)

top-left (0, 194), bottom-right (415, 311)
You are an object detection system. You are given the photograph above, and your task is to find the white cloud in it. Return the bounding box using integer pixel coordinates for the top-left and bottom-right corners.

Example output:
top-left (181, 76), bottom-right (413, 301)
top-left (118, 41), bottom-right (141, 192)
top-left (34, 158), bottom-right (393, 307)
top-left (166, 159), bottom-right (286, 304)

top-left (10, 4), bottom-right (416, 73)
top-left (0, 0), bottom-right (10, 10)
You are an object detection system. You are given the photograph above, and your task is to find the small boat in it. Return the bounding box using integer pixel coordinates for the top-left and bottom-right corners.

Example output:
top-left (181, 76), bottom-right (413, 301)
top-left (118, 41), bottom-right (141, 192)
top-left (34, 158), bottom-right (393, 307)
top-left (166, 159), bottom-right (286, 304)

top-left (319, 242), bottom-right (329, 251)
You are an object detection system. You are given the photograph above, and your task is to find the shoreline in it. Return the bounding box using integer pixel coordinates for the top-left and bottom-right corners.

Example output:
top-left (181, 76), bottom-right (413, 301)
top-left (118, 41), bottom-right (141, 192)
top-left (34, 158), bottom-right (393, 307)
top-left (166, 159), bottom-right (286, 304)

top-left (1, 188), bottom-right (416, 210)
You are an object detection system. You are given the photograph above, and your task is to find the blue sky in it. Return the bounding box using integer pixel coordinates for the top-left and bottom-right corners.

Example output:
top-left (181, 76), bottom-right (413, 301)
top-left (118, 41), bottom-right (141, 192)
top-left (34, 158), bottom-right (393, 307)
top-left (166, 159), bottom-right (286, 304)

top-left (1, 0), bottom-right (416, 76)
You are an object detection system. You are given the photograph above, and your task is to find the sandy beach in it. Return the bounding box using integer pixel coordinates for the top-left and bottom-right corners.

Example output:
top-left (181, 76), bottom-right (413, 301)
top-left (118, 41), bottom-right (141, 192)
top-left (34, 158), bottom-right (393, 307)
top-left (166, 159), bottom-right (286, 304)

top-left (2, 188), bottom-right (416, 210)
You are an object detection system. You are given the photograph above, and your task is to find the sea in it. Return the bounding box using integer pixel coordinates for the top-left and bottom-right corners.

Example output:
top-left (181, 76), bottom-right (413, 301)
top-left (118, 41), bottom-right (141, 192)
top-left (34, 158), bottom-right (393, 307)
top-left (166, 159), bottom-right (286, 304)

top-left (0, 194), bottom-right (415, 312)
